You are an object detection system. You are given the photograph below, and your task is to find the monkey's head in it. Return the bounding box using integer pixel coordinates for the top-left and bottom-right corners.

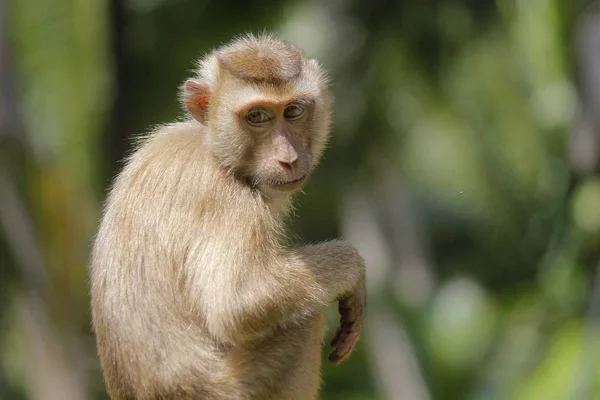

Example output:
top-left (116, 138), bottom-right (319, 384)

top-left (182, 33), bottom-right (332, 194)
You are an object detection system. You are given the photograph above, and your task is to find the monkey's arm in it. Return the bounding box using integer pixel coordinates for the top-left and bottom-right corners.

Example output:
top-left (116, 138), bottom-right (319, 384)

top-left (289, 240), bottom-right (366, 303)
top-left (296, 241), bottom-right (366, 364)
top-left (201, 240), bottom-right (365, 347)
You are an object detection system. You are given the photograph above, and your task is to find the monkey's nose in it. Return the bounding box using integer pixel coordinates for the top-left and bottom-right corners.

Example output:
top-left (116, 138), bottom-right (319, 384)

top-left (278, 159), bottom-right (299, 171)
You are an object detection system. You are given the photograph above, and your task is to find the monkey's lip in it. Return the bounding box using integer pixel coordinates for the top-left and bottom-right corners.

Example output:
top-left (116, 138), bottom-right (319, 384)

top-left (266, 175), bottom-right (307, 191)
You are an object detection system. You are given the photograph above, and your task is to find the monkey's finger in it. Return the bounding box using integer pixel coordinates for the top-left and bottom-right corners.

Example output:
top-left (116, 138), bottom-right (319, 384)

top-left (328, 339), bottom-right (357, 365)
top-left (338, 299), bottom-right (356, 320)
top-left (338, 330), bottom-right (359, 351)
top-left (330, 318), bottom-right (358, 348)
top-left (339, 344), bottom-right (358, 361)
top-left (328, 348), bottom-right (348, 365)
top-left (333, 315), bottom-right (361, 346)
top-left (340, 311), bottom-right (357, 324)
top-left (330, 328), bottom-right (360, 361)
top-left (330, 326), bottom-right (343, 347)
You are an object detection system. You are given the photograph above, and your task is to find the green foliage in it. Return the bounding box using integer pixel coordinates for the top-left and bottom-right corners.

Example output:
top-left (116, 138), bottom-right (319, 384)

top-left (3, 0), bottom-right (599, 399)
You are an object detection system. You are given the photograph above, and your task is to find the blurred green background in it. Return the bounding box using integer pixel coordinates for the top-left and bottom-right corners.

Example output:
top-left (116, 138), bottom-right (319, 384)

top-left (2, 0), bottom-right (600, 399)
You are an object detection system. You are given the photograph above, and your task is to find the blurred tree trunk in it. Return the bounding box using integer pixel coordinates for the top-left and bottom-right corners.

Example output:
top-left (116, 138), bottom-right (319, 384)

top-left (1, 0), bottom-right (110, 396)
top-left (0, 0), bottom-right (27, 395)
top-left (104, 0), bottom-right (129, 185)
top-left (570, 2), bottom-right (600, 176)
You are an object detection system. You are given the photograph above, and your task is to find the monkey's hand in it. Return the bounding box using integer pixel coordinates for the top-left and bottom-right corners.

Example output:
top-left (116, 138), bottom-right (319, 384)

top-left (328, 282), bottom-right (365, 365)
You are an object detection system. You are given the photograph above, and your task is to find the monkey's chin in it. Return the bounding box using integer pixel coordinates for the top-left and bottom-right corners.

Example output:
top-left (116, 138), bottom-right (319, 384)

top-left (266, 176), bottom-right (307, 192)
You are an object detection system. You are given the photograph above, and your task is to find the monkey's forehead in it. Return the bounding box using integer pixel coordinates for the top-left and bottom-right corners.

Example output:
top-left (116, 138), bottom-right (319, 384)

top-left (218, 73), bottom-right (325, 107)
top-left (216, 37), bottom-right (303, 84)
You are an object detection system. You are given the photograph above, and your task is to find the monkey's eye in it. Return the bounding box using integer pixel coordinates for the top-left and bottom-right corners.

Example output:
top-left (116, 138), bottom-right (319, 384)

top-left (284, 105), bottom-right (305, 120)
top-left (246, 109), bottom-right (272, 126)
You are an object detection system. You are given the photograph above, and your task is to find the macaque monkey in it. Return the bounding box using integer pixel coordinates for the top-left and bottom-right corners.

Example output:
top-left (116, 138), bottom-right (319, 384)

top-left (90, 33), bottom-right (366, 400)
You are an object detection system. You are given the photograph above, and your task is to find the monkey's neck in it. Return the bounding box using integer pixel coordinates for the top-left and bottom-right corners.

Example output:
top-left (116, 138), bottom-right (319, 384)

top-left (263, 192), bottom-right (294, 215)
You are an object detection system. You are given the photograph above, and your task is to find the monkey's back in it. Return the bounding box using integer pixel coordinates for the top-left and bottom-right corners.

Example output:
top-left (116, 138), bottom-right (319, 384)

top-left (90, 123), bottom-right (326, 399)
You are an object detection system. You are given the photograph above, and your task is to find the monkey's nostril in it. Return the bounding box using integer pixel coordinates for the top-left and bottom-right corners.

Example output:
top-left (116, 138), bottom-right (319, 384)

top-left (278, 160), bottom-right (297, 170)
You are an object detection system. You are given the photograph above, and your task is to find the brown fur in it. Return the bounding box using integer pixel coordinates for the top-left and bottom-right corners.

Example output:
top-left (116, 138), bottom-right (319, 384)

top-left (90, 33), bottom-right (366, 400)
top-left (217, 35), bottom-right (303, 84)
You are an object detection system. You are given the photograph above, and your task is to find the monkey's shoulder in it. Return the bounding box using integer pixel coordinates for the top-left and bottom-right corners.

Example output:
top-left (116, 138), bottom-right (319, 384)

top-left (112, 122), bottom-right (258, 207)
top-left (135, 121), bottom-right (208, 160)
top-left (121, 122), bottom-right (212, 177)
top-left (104, 122), bottom-right (218, 206)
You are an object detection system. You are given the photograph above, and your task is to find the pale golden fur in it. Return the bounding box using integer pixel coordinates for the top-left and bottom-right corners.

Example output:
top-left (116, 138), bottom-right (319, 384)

top-left (90, 34), bottom-right (366, 400)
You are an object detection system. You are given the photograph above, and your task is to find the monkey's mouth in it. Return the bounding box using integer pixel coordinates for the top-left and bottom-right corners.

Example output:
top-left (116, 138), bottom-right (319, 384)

top-left (266, 175), bottom-right (307, 191)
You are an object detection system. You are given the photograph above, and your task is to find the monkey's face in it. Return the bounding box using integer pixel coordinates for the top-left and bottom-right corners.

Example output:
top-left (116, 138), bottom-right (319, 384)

top-left (183, 41), bottom-right (332, 195)
top-left (208, 80), bottom-right (331, 194)
top-left (238, 97), bottom-right (316, 192)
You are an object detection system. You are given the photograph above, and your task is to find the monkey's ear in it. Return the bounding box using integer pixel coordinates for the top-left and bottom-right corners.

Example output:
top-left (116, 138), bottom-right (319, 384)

top-left (184, 80), bottom-right (211, 124)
